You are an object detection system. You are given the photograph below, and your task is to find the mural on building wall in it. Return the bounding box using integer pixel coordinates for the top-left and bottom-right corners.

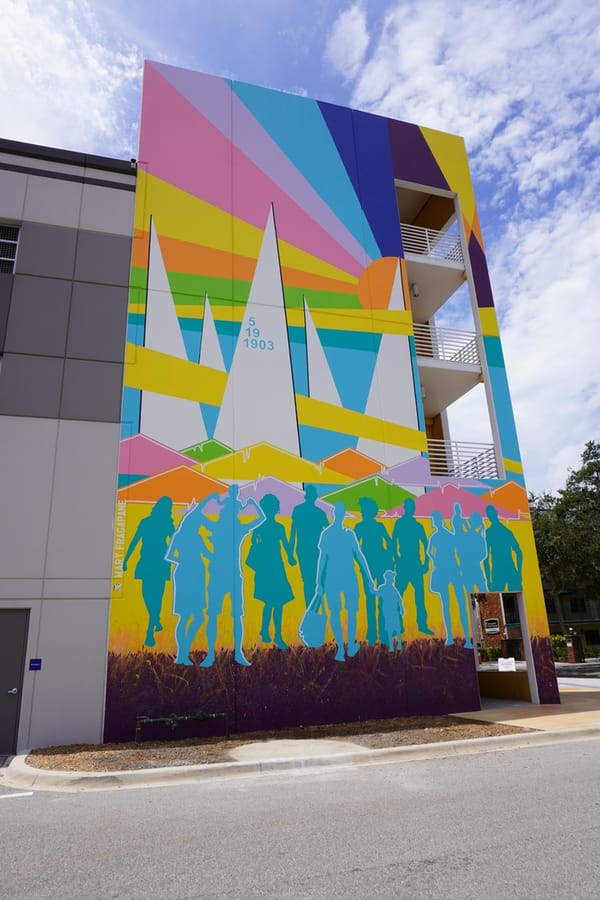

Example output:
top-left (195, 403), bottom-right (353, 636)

top-left (106, 62), bottom-right (558, 740)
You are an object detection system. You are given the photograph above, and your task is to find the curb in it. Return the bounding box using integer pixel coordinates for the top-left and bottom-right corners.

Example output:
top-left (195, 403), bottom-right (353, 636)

top-left (3, 725), bottom-right (600, 793)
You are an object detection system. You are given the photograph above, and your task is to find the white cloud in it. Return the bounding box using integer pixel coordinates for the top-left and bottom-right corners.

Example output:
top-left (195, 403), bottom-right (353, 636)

top-left (324, 3), bottom-right (370, 82)
top-left (0, 0), bottom-right (142, 157)
top-left (324, 0), bottom-right (600, 493)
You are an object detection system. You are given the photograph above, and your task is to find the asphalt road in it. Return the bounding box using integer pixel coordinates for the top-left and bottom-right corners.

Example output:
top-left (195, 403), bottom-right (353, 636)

top-left (2, 738), bottom-right (600, 899)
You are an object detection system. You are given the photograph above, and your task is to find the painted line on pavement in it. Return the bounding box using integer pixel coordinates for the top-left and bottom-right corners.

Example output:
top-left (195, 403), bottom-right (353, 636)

top-left (0, 791), bottom-right (34, 799)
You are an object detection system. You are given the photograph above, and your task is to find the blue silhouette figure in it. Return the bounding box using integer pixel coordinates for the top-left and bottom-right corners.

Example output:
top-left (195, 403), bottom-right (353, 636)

top-left (484, 505), bottom-right (523, 591)
top-left (427, 510), bottom-right (473, 648)
top-left (165, 494), bottom-right (217, 665)
top-left (354, 497), bottom-right (393, 645)
top-left (247, 493), bottom-right (296, 649)
top-left (123, 496), bottom-right (174, 647)
top-left (314, 501), bottom-right (375, 662)
top-left (391, 498), bottom-right (433, 635)
top-left (452, 504), bottom-right (488, 593)
top-left (378, 570), bottom-right (405, 653)
top-left (290, 485), bottom-right (329, 605)
top-left (201, 485), bottom-right (265, 667)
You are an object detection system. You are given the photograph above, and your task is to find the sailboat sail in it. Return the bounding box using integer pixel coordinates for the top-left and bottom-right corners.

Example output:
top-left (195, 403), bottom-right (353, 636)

top-left (214, 206), bottom-right (300, 456)
top-left (304, 296), bottom-right (342, 406)
top-left (139, 221), bottom-right (207, 450)
top-left (199, 292), bottom-right (225, 372)
top-left (357, 261), bottom-right (420, 466)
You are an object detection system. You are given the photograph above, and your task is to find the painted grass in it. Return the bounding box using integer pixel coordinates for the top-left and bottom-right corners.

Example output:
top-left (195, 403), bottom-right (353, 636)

top-left (104, 640), bottom-right (479, 743)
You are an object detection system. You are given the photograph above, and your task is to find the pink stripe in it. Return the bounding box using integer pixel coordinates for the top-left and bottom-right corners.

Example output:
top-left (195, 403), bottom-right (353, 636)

top-left (151, 62), bottom-right (370, 269)
top-left (139, 65), bottom-right (363, 279)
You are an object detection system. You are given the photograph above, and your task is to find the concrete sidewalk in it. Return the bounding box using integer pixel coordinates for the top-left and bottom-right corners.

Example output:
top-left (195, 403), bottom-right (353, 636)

top-left (2, 681), bottom-right (600, 793)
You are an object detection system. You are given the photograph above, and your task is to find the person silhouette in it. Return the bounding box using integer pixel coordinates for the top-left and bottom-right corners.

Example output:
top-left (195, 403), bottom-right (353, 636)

top-left (314, 501), bottom-right (375, 662)
top-left (165, 494), bottom-right (217, 665)
top-left (452, 505), bottom-right (488, 593)
top-left (391, 497), bottom-right (433, 635)
top-left (290, 485), bottom-right (329, 605)
top-left (427, 510), bottom-right (472, 647)
top-left (484, 505), bottom-right (523, 591)
top-left (123, 496), bottom-right (175, 647)
top-left (378, 570), bottom-right (405, 652)
top-left (201, 486), bottom-right (265, 667)
top-left (247, 493), bottom-right (296, 648)
top-left (354, 497), bottom-right (393, 644)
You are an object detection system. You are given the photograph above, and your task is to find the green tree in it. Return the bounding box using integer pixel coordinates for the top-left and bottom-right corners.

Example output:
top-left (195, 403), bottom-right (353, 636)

top-left (530, 441), bottom-right (600, 597)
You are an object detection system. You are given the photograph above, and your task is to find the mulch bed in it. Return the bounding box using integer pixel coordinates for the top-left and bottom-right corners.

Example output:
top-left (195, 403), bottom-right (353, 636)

top-left (26, 715), bottom-right (532, 772)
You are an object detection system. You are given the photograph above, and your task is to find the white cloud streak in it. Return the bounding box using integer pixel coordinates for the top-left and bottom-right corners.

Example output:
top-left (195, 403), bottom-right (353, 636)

top-left (324, 3), bottom-right (370, 81)
top-left (325, 0), bottom-right (600, 492)
top-left (0, 0), bottom-right (142, 157)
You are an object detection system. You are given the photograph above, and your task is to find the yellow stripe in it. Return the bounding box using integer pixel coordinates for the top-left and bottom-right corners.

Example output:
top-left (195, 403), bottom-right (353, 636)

top-left (134, 171), bottom-right (359, 286)
top-left (504, 458), bottom-right (523, 475)
top-left (420, 128), bottom-right (476, 231)
top-left (478, 307), bottom-right (500, 338)
top-left (124, 343), bottom-right (427, 449)
top-left (124, 344), bottom-right (227, 406)
top-left (296, 396), bottom-right (427, 451)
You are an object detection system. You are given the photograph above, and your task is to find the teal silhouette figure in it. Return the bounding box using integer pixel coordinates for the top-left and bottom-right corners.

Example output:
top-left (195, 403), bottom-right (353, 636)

top-left (123, 496), bottom-right (175, 648)
top-left (290, 485), bottom-right (329, 605)
top-left (202, 485), bottom-right (265, 668)
top-left (165, 494), bottom-right (217, 666)
top-left (484, 505), bottom-right (523, 591)
top-left (354, 497), bottom-right (393, 645)
top-left (247, 493), bottom-right (296, 649)
top-left (378, 570), bottom-right (405, 653)
top-left (391, 498), bottom-right (433, 635)
top-left (427, 510), bottom-right (473, 648)
top-left (452, 505), bottom-right (488, 593)
top-left (314, 501), bottom-right (375, 662)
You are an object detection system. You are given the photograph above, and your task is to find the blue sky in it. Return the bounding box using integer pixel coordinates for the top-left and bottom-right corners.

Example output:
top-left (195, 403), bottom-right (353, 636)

top-left (2, 0), bottom-right (599, 493)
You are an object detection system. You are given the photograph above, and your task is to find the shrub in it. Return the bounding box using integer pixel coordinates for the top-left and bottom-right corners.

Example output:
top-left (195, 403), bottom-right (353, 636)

top-left (551, 634), bottom-right (567, 661)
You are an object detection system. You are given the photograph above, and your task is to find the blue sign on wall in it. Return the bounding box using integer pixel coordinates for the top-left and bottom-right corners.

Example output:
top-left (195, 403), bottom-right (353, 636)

top-left (29, 658), bottom-right (42, 671)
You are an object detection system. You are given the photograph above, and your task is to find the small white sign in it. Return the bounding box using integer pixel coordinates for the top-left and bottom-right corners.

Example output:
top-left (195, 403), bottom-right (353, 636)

top-left (498, 657), bottom-right (516, 672)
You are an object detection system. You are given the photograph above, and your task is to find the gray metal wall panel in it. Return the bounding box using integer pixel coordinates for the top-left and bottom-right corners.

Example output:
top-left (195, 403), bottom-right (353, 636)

top-left (0, 353), bottom-right (64, 417)
top-left (74, 230), bottom-right (132, 287)
top-left (15, 222), bottom-right (77, 280)
top-left (5, 275), bottom-right (72, 357)
top-left (22, 174), bottom-right (83, 229)
top-left (0, 416), bottom-right (58, 579)
top-left (0, 273), bottom-right (13, 350)
top-left (44, 420), bottom-right (120, 579)
top-left (60, 358), bottom-right (124, 422)
top-left (0, 168), bottom-right (27, 220)
top-left (67, 281), bottom-right (128, 363)
top-left (28, 597), bottom-right (110, 749)
top-left (79, 182), bottom-right (135, 236)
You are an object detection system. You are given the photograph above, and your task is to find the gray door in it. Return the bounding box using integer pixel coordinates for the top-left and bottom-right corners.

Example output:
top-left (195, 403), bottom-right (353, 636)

top-left (0, 609), bottom-right (30, 754)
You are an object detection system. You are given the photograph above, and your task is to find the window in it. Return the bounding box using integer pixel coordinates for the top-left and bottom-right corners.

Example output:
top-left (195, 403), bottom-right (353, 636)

top-left (585, 630), bottom-right (600, 646)
top-left (570, 596), bottom-right (586, 614)
top-left (503, 593), bottom-right (520, 626)
top-left (0, 224), bottom-right (19, 274)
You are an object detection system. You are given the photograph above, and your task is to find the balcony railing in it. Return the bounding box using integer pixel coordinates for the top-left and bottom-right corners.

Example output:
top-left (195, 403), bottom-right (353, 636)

top-left (413, 323), bottom-right (480, 366)
top-left (427, 439), bottom-right (499, 479)
top-left (401, 223), bottom-right (464, 264)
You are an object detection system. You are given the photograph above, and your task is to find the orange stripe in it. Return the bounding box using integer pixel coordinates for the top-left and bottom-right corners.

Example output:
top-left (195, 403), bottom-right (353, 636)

top-left (132, 230), bottom-right (358, 295)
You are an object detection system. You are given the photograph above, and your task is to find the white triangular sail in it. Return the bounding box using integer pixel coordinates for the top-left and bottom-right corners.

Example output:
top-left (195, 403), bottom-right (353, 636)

top-left (214, 207), bottom-right (300, 455)
top-left (304, 297), bottom-right (341, 406)
top-left (357, 261), bottom-right (419, 466)
top-left (139, 221), bottom-right (207, 449)
top-left (199, 292), bottom-right (225, 372)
